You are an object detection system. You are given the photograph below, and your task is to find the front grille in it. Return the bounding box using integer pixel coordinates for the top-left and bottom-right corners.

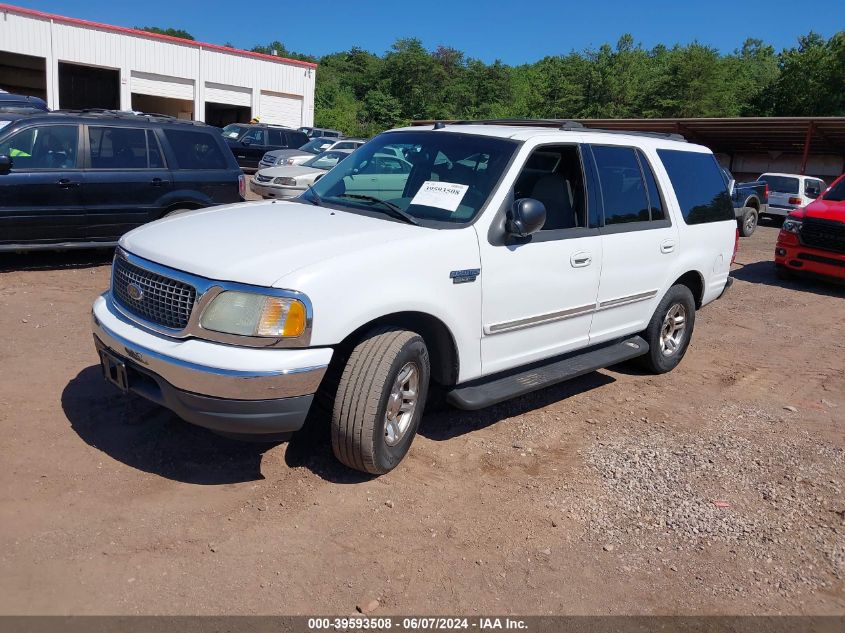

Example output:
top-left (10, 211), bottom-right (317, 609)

top-left (259, 158), bottom-right (275, 167)
top-left (255, 173), bottom-right (272, 183)
top-left (112, 256), bottom-right (196, 330)
top-left (800, 218), bottom-right (845, 254)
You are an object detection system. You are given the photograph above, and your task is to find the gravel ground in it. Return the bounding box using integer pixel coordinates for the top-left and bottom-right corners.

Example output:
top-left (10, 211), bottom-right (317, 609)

top-left (0, 221), bottom-right (843, 615)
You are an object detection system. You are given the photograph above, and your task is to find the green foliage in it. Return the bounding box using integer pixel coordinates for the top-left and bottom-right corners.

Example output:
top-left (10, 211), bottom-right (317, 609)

top-left (197, 30), bottom-right (845, 135)
top-left (136, 26), bottom-right (194, 40)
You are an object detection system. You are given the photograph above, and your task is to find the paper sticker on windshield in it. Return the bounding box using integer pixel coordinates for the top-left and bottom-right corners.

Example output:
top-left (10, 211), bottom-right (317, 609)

top-left (411, 181), bottom-right (469, 212)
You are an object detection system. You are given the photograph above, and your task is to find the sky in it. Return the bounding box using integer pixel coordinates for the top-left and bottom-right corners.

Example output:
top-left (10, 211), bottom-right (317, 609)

top-left (7, 0), bottom-right (843, 65)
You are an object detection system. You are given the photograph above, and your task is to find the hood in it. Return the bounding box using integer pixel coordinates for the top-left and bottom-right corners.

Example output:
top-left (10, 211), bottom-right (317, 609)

top-left (119, 201), bottom-right (423, 287)
top-left (256, 164), bottom-right (323, 179)
top-left (802, 198), bottom-right (845, 223)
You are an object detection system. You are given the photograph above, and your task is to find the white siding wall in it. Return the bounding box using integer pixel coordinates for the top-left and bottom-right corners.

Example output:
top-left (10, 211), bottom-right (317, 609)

top-left (0, 7), bottom-right (315, 126)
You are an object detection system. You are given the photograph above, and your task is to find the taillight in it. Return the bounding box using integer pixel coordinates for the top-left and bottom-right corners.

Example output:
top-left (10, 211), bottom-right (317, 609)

top-left (238, 174), bottom-right (246, 199)
top-left (764, 183), bottom-right (769, 198)
top-left (788, 196), bottom-right (802, 206)
top-left (731, 228), bottom-right (739, 264)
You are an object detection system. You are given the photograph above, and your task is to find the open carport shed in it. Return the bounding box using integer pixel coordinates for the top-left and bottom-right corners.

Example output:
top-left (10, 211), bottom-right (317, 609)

top-left (414, 117), bottom-right (845, 182)
top-left (0, 3), bottom-right (316, 128)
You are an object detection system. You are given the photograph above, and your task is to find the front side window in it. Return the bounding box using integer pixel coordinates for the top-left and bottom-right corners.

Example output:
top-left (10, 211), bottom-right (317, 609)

top-left (241, 128), bottom-right (265, 144)
top-left (514, 145), bottom-right (588, 231)
top-left (658, 149), bottom-right (733, 224)
top-left (164, 129), bottom-right (227, 170)
top-left (89, 126), bottom-right (149, 169)
top-left (592, 146), bottom-right (651, 225)
top-left (0, 124), bottom-right (78, 170)
top-left (305, 131), bottom-right (517, 225)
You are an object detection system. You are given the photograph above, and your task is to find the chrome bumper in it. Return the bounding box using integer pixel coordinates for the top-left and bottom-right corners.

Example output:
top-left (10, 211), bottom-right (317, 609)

top-left (92, 310), bottom-right (327, 401)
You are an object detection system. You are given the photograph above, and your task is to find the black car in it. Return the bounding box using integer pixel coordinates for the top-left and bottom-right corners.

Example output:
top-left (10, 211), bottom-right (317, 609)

top-left (0, 111), bottom-right (244, 251)
top-left (221, 123), bottom-right (309, 170)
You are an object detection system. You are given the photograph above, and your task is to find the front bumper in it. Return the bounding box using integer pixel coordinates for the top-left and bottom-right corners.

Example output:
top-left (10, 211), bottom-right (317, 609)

top-left (775, 234), bottom-right (845, 281)
top-left (92, 294), bottom-right (332, 435)
top-left (250, 180), bottom-right (303, 199)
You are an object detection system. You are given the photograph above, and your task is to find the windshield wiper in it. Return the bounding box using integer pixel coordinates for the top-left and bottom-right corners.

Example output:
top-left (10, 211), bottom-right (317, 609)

top-left (337, 194), bottom-right (419, 225)
top-left (305, 184), bottom-right (323, 207)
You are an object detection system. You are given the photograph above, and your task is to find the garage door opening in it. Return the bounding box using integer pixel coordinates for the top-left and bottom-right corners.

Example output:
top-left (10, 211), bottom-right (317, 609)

top-left (0, 52), bottom-right (47, 100)
top-left (131, 94), bottom-right (194, 119)
top-left (58, 62), bottom-right (119, 110)
top-left (205, 102), bottom-right (251, 127)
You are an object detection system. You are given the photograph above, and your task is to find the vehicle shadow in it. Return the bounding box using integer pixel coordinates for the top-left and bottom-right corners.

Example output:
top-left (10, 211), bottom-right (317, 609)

top-left (731, 261), bottom-right (844, 298)
top-left (62, 365), bottom-right (274, 485)
top-left (283, 371), bottom-right (616, 483)
top-left (0, 248), bottom-right (114, 273)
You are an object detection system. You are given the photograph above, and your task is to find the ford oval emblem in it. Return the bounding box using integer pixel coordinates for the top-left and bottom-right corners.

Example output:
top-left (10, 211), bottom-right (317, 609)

top-left (127, 282), bottom-right (144, 302)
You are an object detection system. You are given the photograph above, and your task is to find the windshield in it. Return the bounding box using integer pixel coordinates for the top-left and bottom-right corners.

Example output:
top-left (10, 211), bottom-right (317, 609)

top-left (303, 131), bottom-right (517, 225)
top-left (299, 137), bottom-right (335, 154)
top-left (302, 150), bottom-right (349, 170)
top-left (222, 124), bottom-right (249, 140)
top-left (823, 177), bottom-right (845, 202)
top-left (758, 175), bottom-right (799, 194)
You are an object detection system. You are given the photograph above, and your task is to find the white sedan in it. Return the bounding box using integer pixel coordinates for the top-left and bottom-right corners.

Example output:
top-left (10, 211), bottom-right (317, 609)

top-left (250, 149), bottom-right (353, 199)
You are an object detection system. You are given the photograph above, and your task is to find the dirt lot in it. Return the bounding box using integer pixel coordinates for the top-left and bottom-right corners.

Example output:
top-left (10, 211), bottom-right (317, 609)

top-left (0, 223), bottom-right (843, 616)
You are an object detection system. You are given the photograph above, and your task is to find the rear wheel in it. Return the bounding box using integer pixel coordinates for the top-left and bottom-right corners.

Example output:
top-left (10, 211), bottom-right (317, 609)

top-left (331, 327), bottom-right (430, 474)
top-left (739, 207), bottom-right (758, 237)
top-left (638, 285), bottom-right (696, 374)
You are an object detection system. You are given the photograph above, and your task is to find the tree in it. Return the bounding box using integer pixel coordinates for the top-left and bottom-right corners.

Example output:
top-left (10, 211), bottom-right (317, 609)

top-left (136, 26), bottom-right (194, 40)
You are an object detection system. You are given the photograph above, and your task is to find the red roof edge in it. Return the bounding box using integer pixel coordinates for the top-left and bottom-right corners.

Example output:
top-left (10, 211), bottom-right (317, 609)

top-left (0, 3), bottom-right (318, 69)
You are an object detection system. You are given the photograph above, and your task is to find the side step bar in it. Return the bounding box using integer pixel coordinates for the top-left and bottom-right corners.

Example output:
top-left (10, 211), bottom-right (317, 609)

top-left (446, 336), bottom-right (649, 411)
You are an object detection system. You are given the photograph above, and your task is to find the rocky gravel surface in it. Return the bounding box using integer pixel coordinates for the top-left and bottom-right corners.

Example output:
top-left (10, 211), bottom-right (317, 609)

top-left (569, 403), bottom-right (844, 600)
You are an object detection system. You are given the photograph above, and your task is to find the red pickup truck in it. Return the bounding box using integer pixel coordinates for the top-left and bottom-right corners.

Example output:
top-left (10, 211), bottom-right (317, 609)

top-left (775, 172), bottom-right (845, 282)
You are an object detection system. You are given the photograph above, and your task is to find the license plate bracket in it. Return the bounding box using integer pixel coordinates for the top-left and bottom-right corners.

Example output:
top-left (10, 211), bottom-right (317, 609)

top-left (100, 349), bottom-right (129, 392)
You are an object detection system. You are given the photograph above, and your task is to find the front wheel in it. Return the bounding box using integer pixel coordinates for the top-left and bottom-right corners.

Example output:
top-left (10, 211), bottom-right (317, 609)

top-left (331, 327), bottom-right (430, 474)
top-left (638, 285), bottom-right (696, 374)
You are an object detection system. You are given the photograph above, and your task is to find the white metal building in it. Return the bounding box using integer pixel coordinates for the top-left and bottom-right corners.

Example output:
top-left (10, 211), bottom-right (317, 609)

top-left (0, 3), bottom-right (316, 128)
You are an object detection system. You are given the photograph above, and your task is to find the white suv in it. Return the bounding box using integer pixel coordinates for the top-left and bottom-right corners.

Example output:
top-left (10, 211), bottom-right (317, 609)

top-left (92, 121), bottom-right (737, 474)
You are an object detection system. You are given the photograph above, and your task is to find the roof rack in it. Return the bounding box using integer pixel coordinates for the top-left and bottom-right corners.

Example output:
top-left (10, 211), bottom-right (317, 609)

top-left (426, 119), bottom-right (687, 142)
top-left (53, 108), bottom-right (212, 127)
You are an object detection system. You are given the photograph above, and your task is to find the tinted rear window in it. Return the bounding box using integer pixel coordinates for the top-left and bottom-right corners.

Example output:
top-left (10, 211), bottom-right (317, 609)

top-left (758, 175), bottom-right (799, 194)
top-left (657, 149), bottom-right (733, 224)
top-left (164, 129), bottom-right (228, 170)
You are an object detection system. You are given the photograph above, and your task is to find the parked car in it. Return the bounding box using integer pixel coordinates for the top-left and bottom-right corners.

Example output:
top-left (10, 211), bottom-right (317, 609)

top-left (91, 121), bottom-right (736, 474)
top-left (297, 126), bottom-right (342, 139)
top-left (258, 136), bottom-right (340, 169)
top-left (0, 93), bottom-right (49, 129)
top-left (222, 123), bottom-right (309, 170)
top-left (775, 171), bottom-right (845, 283)
top-left (251, 148), bottom-right (353, 199)
top-left (757, 172), bottom-right (826, 218)
top-left (721, 167), bottom-right (768, 237)
top-left (0, 111), bottom-right (244, 251)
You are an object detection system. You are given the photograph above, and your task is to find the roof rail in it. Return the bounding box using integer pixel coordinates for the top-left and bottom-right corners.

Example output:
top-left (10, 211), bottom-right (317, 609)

top-left (418, 118), bottom-right (687, 142)
top-left (54, 108), bottom-right (212, 126)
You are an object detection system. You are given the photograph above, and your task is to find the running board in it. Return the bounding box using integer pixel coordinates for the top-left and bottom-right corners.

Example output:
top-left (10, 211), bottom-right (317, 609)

top-left (446, 336), bottom-right (649, 410)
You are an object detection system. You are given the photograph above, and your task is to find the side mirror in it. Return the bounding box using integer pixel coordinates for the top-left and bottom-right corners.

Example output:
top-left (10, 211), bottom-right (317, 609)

top-left (241, 137), bottom-right (252, 146)
top-left (0, 154), bottom-right (11, 173)
top-left (507, 198), bottom-right (546, 237)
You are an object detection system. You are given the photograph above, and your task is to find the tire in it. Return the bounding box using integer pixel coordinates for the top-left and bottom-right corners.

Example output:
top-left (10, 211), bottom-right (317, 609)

top-left (637, 285), bottom-right (697, 374)
top-left (331, 327), bottom-right (430, 474)
top-left (739, 207), bottom-right (758, 237)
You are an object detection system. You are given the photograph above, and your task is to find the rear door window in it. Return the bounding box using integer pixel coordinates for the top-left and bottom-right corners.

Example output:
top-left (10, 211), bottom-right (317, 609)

top-left (268, 129), bottom-right (284, 146)
top-left (163, 129), bottom-right (228, 170)
top-left (657, 149), bottom-right (733, 224)
top-left (592, 146), bottom-right (651, 225)
top-left (88, 126), bottom-right (150, 169)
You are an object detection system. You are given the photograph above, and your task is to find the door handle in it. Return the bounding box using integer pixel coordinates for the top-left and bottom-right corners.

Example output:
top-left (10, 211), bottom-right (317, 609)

top-left (57, 178), bottom-right (79, 188)
top-left (570, 251), bottom-right (592, 267)
top-left (660, 239), bottom-right (676, 254)
top-left (151, 178), bottom-right (164, 187)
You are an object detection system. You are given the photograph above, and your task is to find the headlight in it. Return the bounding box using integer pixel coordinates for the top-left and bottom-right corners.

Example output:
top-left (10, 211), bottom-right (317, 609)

top-left (274, 176), bottom-right (297, 186)
top-left (200, 291), bottom-right (307, 337)
top-left (275, 157), bottom-right (288, 165)
top-left (782, 218), bottom-right (802, 234)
